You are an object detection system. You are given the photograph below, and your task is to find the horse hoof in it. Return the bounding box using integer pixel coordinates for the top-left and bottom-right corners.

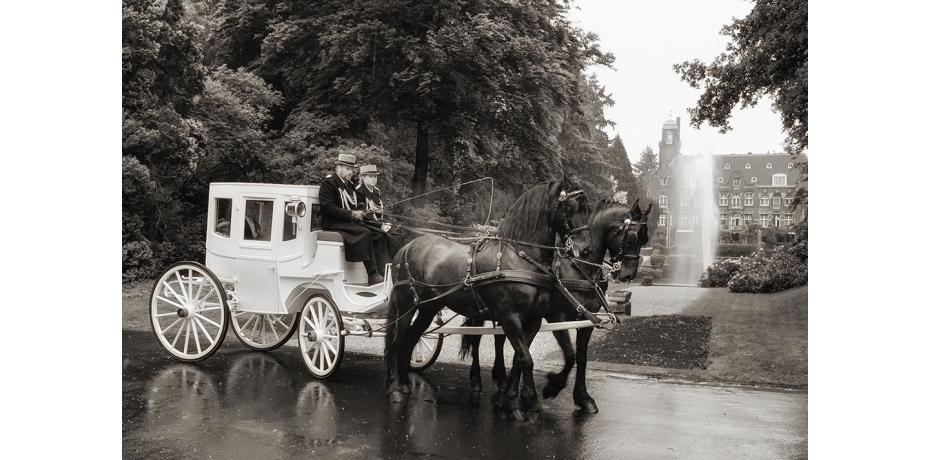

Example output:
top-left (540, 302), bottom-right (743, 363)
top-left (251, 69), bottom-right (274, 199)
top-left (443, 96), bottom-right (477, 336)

top-left (575, 398), bottom-right (599, 413)
top-left (527, 411), bottom-right (543, 424)
top-left (389, 390), bottom-right (407, 403)
top-left (542, 383), bottom-right (561, 400)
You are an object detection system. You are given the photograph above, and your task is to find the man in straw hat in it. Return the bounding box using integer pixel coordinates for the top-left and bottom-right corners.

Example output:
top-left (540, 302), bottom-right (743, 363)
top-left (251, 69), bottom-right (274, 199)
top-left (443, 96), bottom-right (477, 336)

top-left (355, 164), bottom-right (405, 271)
top-left (318, 153), bottom-right (384, 285)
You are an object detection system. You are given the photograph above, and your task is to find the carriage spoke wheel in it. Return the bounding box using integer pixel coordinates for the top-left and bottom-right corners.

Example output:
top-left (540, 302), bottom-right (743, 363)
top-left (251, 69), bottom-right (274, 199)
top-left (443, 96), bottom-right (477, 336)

top-left (410, 331), bottom-right (443, 371)
top-left (150, 262), bottom-right (229, 362)
top-left (298, 295), bottom-right (345, 379)
top-left (231, 310), bottom-right (298, 351)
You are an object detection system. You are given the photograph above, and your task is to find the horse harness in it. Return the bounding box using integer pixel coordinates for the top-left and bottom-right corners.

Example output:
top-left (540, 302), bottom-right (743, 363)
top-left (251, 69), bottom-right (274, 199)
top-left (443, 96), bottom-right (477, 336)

top-left (390, 189), bottom-right (627, 328)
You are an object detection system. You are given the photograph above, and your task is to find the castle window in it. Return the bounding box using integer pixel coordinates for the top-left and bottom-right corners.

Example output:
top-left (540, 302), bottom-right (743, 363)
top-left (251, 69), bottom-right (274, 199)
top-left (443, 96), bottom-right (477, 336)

top-left (761, 214), bottom-right (771, 227)
top-left (681, 215), bottom-right (689, 227)
top-left (773, 195), bottom-right (782, 208)
top-left (786, 196), bottom-right (793, 206)
top-left (772, 174), bottom-right (787, 186)
top-left (788, 163), bottom-right (794, 169)
top-left (667, 132), bottom-right (673, 145)
top-left (733, 179), bottom-right (741, 187)
top-left (659, 176), bottom-right (668, 185)
top-left (751, 177), bottom-right (757, 183)
top-left (725, 163), bottom-right (730, 169)
top-left (659, 214), bottom-right (667, 226)
top-left (719, 193), bottom-right (728, 206)
top-left (766, 163), bottom-right (773, 169)
top-left (717, 177), bottom-right (724, 183)
top-left (682, 197), bottom-right (691, 206)
top-left (783, 214), bottom-right (794, 226)
top-left (760, 194), bottom-right (770, 206)
top-left (744, 192), bottom-right (753, 206)
top-left (745, 163), bottom-right (752, 169)
top-left (659, 194), bottom-right (668, 207)
top-left (731, 194), bottom-right (741, 208)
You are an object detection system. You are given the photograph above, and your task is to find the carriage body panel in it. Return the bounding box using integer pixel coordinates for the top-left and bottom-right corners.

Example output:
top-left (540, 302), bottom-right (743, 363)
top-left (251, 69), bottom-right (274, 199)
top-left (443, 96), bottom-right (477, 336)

top-left (205, 182), bottom-right (386, 316)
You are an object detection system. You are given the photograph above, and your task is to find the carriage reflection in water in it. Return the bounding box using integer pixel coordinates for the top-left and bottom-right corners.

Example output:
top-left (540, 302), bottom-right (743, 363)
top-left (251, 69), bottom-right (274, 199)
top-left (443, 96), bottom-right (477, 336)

top-left (149, 182), bottom-right (637, 382)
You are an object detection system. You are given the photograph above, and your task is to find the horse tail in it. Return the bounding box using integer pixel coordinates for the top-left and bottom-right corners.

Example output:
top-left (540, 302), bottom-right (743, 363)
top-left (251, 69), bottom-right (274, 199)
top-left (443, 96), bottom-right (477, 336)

top-left (459, 317), bottom-right (483, 360)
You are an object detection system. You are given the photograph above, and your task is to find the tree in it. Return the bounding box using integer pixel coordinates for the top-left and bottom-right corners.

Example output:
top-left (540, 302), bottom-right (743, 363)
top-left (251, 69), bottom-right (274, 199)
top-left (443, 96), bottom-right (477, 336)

top-left (673, 0), bottom-right (807, 155)
top-left (604, 136), bottom-right (639, 204)
top-left (632, 145), bottom-right (657, 177)
top-left (216, 0), bottom-right (613, 208)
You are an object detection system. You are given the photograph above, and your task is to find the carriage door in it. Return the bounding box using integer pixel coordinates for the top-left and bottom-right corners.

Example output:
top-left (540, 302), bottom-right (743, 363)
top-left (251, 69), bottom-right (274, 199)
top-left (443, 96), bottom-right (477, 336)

top-left (235, 197), bottom-right (280, 314)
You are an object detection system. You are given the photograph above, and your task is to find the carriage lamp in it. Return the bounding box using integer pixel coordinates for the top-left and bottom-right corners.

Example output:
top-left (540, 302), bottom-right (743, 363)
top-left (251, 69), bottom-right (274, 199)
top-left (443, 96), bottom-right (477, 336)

top-left (286, 198), bottom-right (307, 233)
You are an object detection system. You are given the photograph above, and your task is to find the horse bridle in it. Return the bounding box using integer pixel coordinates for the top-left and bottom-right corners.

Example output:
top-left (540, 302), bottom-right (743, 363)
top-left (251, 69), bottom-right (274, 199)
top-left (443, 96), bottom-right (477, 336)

top-left (555, 189), bottom-right (585, 245)
top-left (566, 214), bottom-right (646, 276)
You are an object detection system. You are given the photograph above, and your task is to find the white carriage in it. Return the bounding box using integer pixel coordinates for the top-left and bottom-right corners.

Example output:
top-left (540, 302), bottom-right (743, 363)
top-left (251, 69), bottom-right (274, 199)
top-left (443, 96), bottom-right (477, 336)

top-left (149, 182), bottom-right (442, 378)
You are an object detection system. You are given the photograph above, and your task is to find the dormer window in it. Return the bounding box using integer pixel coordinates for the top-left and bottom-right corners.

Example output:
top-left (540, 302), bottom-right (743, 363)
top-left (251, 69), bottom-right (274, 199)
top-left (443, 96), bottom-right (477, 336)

top-left (745, 163), bottom-right (752, 169)
top-left (718, 177), bottom-right (724, 183)
top-left (724, 163), bottom-right (730, 169)
top-left (788, 163), bottom-right (794, 169)
top-left (772, 174), bottom-right (787, 186)
top-left (733, 179), bottom-right (741, 187)
top-left (659, 176), bottom-right (668, 185)
top-left (766, 163), bottom-right (773, 169)
top-left (751, 177), bottom-right (758, 183)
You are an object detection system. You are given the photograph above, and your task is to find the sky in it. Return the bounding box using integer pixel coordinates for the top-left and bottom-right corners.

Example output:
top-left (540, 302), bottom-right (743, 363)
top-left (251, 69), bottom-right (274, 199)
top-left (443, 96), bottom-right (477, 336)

top-left (567, 0), bottom-right (789, 161)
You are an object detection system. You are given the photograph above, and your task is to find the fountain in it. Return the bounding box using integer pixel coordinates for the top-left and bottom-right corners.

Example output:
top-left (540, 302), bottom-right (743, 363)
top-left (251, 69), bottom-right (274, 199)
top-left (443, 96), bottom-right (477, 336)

top-left (666, 153), bottom-right (719, 285)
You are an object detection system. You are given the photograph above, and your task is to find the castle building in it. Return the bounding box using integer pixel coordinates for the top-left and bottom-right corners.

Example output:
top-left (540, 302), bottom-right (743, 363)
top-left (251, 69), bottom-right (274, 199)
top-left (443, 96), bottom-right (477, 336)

top-left (644, 117), bottom-right (808, 245)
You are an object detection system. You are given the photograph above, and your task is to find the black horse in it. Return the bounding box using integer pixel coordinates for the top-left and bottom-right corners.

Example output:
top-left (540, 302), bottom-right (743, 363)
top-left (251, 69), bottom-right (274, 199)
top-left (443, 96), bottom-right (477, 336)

top-left (384, 176), bottom-right (587, 422)
top-left (460, 199), bottom-right (651, 412)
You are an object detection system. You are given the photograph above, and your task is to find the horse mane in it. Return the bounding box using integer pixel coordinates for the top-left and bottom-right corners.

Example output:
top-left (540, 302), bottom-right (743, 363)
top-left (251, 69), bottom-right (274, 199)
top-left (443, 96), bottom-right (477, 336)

top-left (590, 199), bottom-right (632, 237)
top-left (498, 179), bottom-right (564, 243)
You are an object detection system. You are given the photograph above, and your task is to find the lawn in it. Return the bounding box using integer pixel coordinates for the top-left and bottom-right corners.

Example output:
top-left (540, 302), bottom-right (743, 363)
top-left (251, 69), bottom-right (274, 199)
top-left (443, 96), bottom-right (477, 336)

top-left (586, 285), bottom-right (808, 389)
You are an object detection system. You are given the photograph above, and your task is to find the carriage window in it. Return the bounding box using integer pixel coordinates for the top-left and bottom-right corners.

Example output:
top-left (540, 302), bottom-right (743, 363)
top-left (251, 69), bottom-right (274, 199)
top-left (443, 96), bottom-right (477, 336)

top-left (244, 199), bottom-right (274, 241)
top-left (214, 198), bottom-right (232, 238)
top-left (310, 203), bottom-right (322, 231)
top-left (282, 205), bottom-right (297, 242)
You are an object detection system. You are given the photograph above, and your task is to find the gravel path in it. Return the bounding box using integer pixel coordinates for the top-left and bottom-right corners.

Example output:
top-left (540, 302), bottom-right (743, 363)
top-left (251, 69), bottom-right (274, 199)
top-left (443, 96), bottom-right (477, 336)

top-left (344, 283), bottom-right (712, 373)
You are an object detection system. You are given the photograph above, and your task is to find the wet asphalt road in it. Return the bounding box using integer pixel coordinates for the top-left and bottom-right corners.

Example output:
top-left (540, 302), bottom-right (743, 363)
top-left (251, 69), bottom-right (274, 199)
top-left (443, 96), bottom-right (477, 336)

top-left (123, 329), bottom-right (807, 459)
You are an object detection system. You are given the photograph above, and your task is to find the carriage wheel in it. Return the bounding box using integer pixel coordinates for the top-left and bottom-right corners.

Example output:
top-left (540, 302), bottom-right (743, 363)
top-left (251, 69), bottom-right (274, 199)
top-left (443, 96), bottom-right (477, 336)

top-left (409, 332), bottom-right (443, 371)
top-left (150, 261), bottom-right (229, 362)
top-left (231, 310), bottom-right (299, 351)
top-left (298, 294), bottom-right (345, 379)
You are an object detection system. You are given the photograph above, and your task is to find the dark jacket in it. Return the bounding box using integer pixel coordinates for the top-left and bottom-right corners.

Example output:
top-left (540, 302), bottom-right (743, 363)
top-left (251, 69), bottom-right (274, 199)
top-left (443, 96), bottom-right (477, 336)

top-left (319, 173), bottom-right (362, 229)
top-left (355, 183), bottom-right (386, 221)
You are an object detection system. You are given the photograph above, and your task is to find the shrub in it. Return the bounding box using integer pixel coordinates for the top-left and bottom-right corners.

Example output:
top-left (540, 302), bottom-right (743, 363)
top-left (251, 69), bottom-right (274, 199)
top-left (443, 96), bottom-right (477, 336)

top-left (123, 240), bottom-right (157, 283)
top-left (650, 254), bottom-right (666, 267)
top-left (717, 243), bottom-right (759, 258)
top-left (652, 243), bottom-right (664, 255)
top-left (700, 259), bottom-right (743, 287)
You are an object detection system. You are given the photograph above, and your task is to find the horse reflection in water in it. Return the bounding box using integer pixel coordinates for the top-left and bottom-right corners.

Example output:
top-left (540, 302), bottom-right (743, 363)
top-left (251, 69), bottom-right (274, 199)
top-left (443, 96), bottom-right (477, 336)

top-left (384, 175), bottom-right (587, 423)
top-left (461, 199), bottom-right (651, 412)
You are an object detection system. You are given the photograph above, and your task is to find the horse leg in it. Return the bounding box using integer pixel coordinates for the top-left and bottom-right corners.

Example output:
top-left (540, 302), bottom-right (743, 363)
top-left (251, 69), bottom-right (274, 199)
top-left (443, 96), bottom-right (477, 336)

top-left (500, 316), bottom-right (543, 423)
top-left (572, 326), bottom-right (599, 412)
top-left (492, 334), bottom-right (507, 396)
top-left (542, 329), bottom-right (575, 400)
top-left (468, 334), bottom-right (483, 393)
top-left (398, 305), bottom-right (441, 395)
top-left (385, 290), bottom-right (415, 402)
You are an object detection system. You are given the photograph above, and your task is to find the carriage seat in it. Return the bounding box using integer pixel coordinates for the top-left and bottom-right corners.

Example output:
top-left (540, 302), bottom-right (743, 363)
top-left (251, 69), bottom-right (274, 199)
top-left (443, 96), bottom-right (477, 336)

top-left (316, 231), bottom-right (344, 243)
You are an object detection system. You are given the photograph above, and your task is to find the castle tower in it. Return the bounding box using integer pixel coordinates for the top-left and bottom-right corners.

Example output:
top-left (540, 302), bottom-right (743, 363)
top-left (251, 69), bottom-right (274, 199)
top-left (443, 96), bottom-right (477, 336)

top-left (658, 116), bottom-right (681, 172)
